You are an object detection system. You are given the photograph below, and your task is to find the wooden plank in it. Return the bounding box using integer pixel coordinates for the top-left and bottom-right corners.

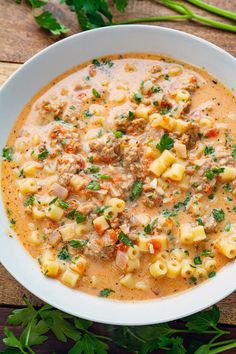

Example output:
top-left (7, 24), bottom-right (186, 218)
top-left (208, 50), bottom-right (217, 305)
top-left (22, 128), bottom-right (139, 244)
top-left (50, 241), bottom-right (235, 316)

top-left (0, 61), bottom-right (236, 324)
top-left (0, 0), bottom-right (236, 63)
top-left (0, 307), bottom-right (236, 353)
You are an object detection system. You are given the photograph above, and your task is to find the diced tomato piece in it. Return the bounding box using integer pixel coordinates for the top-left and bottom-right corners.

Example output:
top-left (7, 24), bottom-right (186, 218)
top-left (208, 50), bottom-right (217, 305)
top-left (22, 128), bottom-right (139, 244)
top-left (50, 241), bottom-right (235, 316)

top-left (149, 239), bottom-right (161, 252)
top-left (107, 229), bottom-right (118, 242)
top-left (116, 243), bottom-right (128, 252)
top-left (205, 128), bottom-right (219, 138)
top-left (203, 184), bottom-right (212, 194)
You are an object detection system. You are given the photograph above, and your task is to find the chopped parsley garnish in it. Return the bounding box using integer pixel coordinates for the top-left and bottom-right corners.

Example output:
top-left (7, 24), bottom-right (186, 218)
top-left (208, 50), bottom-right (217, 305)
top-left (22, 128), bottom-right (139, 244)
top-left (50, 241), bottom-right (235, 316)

top-left (231, 144), bottom-right (236, 158)
top-left (92, 58), bottom-right (113, 68)
top-left (54, 116), bottom-right (61, 121)
top-left (10, 219), bottom-right (16, 225)
top-left (69, 105), bottom-right (76, 110)
top-left (68, 239), bottom-right (89, 248)
top-left (133, 92), bottom-right (142, 103)
top-left (94, 205), bottom-right (110, 215)
top-left (58, 200), bottom-right (69, 209)
top-left (92, 58), bottom-right (100, 67)
top-left (196, 217), bottom-right (204, 226)
top-left (118, 231), bottom-right (134, 247)
top-left (88, 155), bottom-right (94, 163)
top-left (212, 208), bottom-right (225, 222)
top-left (128, 111), bottom-right (135, 120)
top-left (204, 145), bottom-right (215, 155)
top-left (208, 271), bottom-right (216, 278)
top-left (100, 174), bottom-right (111, 180)
top-left (205, 167), bottom-right (224, 180)
top-left (199, 249), bottom-right (214, 257)
top-left (156, 133), bottom-right (174, 152)
top-left (113, 130), bottom-right (124, 138)
top-left (223, 183), bottom-right (232, 192)
top-left (160, 105), bottom-right (171, 115)
top-left (84, 109), bottom-right (93, 117)
top-left (49, 197), bottom-right (58, 205)
top-left (86, 165), bottom-right (100, 173)
top-left (24, 195), bottom-right (35, 207)
top-left (152, 86), bottom-right (161, 93)
top-left (130, 181), bottom-right (143, 201)
top-left (66, 209), bottom-right (86, 224)
top-left (86, 180), bottom-right (101, 191)
top-left (189, 276), bottom-right (197, 284)
top-left (224, 222), bottom-right (231, 232)
top-left (38, 148), bottom-right (49, 160)
top-left (194, 256), bottom-right (202, 265)
top-left (58, 247), bottom-right (71, 261)
top-left (99, 288), bottom-right (115, 297)
top-left (2, 147), bottom-right (13, 161)
top-left (92, 88), bottom-right (101, 98)
top-left (144, 218), bottom-right (158, 234)
top-left (164, 74), bottom-right (170, 80)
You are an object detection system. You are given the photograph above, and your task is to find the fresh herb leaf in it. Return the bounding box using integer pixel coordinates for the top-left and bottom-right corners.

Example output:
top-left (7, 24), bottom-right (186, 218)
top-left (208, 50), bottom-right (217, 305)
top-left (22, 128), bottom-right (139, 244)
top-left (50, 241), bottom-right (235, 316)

top-left (185, 305), bottom-right (220, 332)
top-left (58, 200), bottom-right (69, 209)
top-left (99, 288), bottom-right (115, 297)
top-left (35, 11), bottom-right (69, 35)
top-left (144, 218), bottom-right (158, 234)
top-left (86, 165), bottom-right (100, 173)
top-left (133, 92), bottom-right (142, 103)
top-left (224, 222), bottom-right (232, 231)
top-left (231, 144), bottom-right (236, 158)
top-left (49, 197), bottom-right (58, 205)
top-left (130, 181), bottom-right (143, 201)
top-left (204, 145), bottom-right (215, 155)
top-left (156, 133), bottom-right (174, 152)
top-left (86, 180), bottom-right (101, 191)
top-left (92, 88), bottom-right (101, 98)
top-left (196, 217), bottom-right (204, 226)
top-left (69, 333), bottom-right (108, 354)
top-left (66, 209), bottom-right (86, 224)
top-left (208, 271), bottom-right (216, 278)
top-left (194, 256), bottom-right (202, 265)
top-left (223, 183), bottom-right (232, 192)
top-left (212, 208), bottom-right (225, 222)
top-left (94, 205), bottom-right (110, 215)
top-left (38, 148), bottom-right (49, 160)
top-left (58, 246), bottom-right (71, 261)
top-left (2, 147), bottom-right (13, 161)
top-left (118, 231), bottom-right (134, 247)
top-left (113, 130), bottom-right (124, 138)
top-left (24, 195), bottom-right (35, 207)
top-left (68, 240), bottom-right (89, 248)
top-left (205, 167), bottom-right (224, 180)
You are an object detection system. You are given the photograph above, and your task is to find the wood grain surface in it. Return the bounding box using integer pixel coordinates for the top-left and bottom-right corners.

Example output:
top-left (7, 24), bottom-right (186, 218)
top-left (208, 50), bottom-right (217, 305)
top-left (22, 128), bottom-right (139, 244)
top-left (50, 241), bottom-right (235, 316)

top-left (0, 0), bottom-right (236, 63)
top-left (0, 0), bottom-right (236, 331)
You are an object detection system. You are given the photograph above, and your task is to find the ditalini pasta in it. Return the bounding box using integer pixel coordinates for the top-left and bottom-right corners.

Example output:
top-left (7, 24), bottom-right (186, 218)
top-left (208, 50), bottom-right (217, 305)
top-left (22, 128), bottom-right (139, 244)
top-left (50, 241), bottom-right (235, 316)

top-left (2, 53), bottom-right (236, 301)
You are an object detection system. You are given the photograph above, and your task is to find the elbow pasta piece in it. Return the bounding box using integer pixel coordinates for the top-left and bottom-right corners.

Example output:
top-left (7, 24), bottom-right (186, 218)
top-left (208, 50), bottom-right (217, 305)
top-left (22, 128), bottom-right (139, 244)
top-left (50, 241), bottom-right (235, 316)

top-left (120, 273), bottom-right (135, 289)
top-left (28, 231), bottom-right (41, 245)
top-left (70, 256), bottom-right (88, 274)
top-left (216, 236), bottom-right (236, 259)
top-left (127, 245), bottom-right (140, 260)
top-left (192, 226), bottom-right (206, 242)
top-left (199, 117), bottom-right (213, 128)
top-left (149, 259), bottom-right (167, 278)
top-left (168, 65), bottom-right (183, 76)
top-left (203, 257), bottom-right (216, 272)
top-left (176, 89), bottom-right (190, 101)
top-left (70, 175), bottom-right (85, 191)
top-left (179, 224), bottom-right (193, 245)
top-left (19, 178), bottom-right (38, 194)
top-left (167, 259), bottom-right (181, 278)
top-left (23, 161), bottom-right (42, 177)
top-left (150, 113), bottom-right (189, 134)
top-left (174, 141), bottom-right (187, 159)
top-left (32, 206), bottom-right (45, 220)
top-left (171, 248), bottom-right (186, 262)
top-left (220, 167), bottom-right (236, 182)
top-left (108, 198), bottom-right (126, 212)
top-left (61, 269), bottom-right (80, 287)
top-left (59, 223), bottom-right (76, 241)
top-left (46, 204), bottom-right (64, 221)
top-left (103, 207), bottom-right (118, 221)
top-left (180, 224), bottom-right (206, 244)
top-left (135, 105), bottom-right (152, 119)
top-left (195, 267), bottom-right (207, 279)
top-left (75, 223), bottom-right (90, 237)
top-left (162, 163), bottom-right (185, 182)
top-left (126, 258), bottom-right (140, 273)
top-left (93, 215), bottom-right (109, 235)
top-left (181, 259), bottom-right (195, 278)
top-left (89, 104), bottom-right (106, 116)
top-left (149, 150), bottom-right (176, 177)
top-left (31, 134), bottom-right (41, 146)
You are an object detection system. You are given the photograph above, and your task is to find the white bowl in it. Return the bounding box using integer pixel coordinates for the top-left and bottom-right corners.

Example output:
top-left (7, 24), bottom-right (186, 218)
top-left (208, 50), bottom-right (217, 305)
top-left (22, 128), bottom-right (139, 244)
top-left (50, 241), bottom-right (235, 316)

top-left (0, 25), bottom-right (236, 325)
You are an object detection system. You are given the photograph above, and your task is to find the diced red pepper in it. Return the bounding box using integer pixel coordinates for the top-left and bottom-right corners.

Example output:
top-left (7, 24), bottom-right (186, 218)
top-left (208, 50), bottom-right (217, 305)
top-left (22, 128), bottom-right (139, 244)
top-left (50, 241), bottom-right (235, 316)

top-left (205, 128), bottom-right (219, 138)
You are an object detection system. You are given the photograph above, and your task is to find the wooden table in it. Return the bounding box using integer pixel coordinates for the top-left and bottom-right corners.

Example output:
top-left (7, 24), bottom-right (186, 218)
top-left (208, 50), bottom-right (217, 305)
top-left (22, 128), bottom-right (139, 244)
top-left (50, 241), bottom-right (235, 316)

top-left (0, 0), bottom-right (236, 352)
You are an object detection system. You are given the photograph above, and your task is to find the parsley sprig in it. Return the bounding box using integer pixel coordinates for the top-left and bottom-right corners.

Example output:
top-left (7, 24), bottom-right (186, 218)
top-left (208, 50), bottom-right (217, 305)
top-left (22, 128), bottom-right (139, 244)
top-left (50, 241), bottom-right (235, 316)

top-left (17, 0), bottom-right (236, 34)
top-left (2, 298), bottom-right (236, 353)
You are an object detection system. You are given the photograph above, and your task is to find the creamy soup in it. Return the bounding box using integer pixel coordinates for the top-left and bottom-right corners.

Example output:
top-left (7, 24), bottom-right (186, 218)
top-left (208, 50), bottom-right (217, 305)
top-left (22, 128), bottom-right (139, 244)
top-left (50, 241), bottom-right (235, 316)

top-left (2, 54), bottom-right (236, 301)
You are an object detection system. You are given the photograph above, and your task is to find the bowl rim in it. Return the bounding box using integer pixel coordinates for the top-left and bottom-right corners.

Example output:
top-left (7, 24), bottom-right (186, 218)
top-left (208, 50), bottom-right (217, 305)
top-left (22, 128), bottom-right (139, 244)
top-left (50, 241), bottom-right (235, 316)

top-left (0, 24), bottom-right (236, 326)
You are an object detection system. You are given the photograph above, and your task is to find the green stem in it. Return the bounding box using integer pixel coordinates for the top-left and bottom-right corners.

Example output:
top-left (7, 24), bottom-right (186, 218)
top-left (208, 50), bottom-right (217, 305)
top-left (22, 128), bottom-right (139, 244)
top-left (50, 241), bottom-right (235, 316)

top-left (209, 341), bottom-right (236, 354)
top-left (210, 339), bottom-right (236, 348)
top-left (187, 0), bottom-right (236, 21)
top-left (125, 327), bottom-right (146, 343)
top-left (115, 14), bottom-right (189, 25)
top-left (160, 0), bottom-right (236, 32)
